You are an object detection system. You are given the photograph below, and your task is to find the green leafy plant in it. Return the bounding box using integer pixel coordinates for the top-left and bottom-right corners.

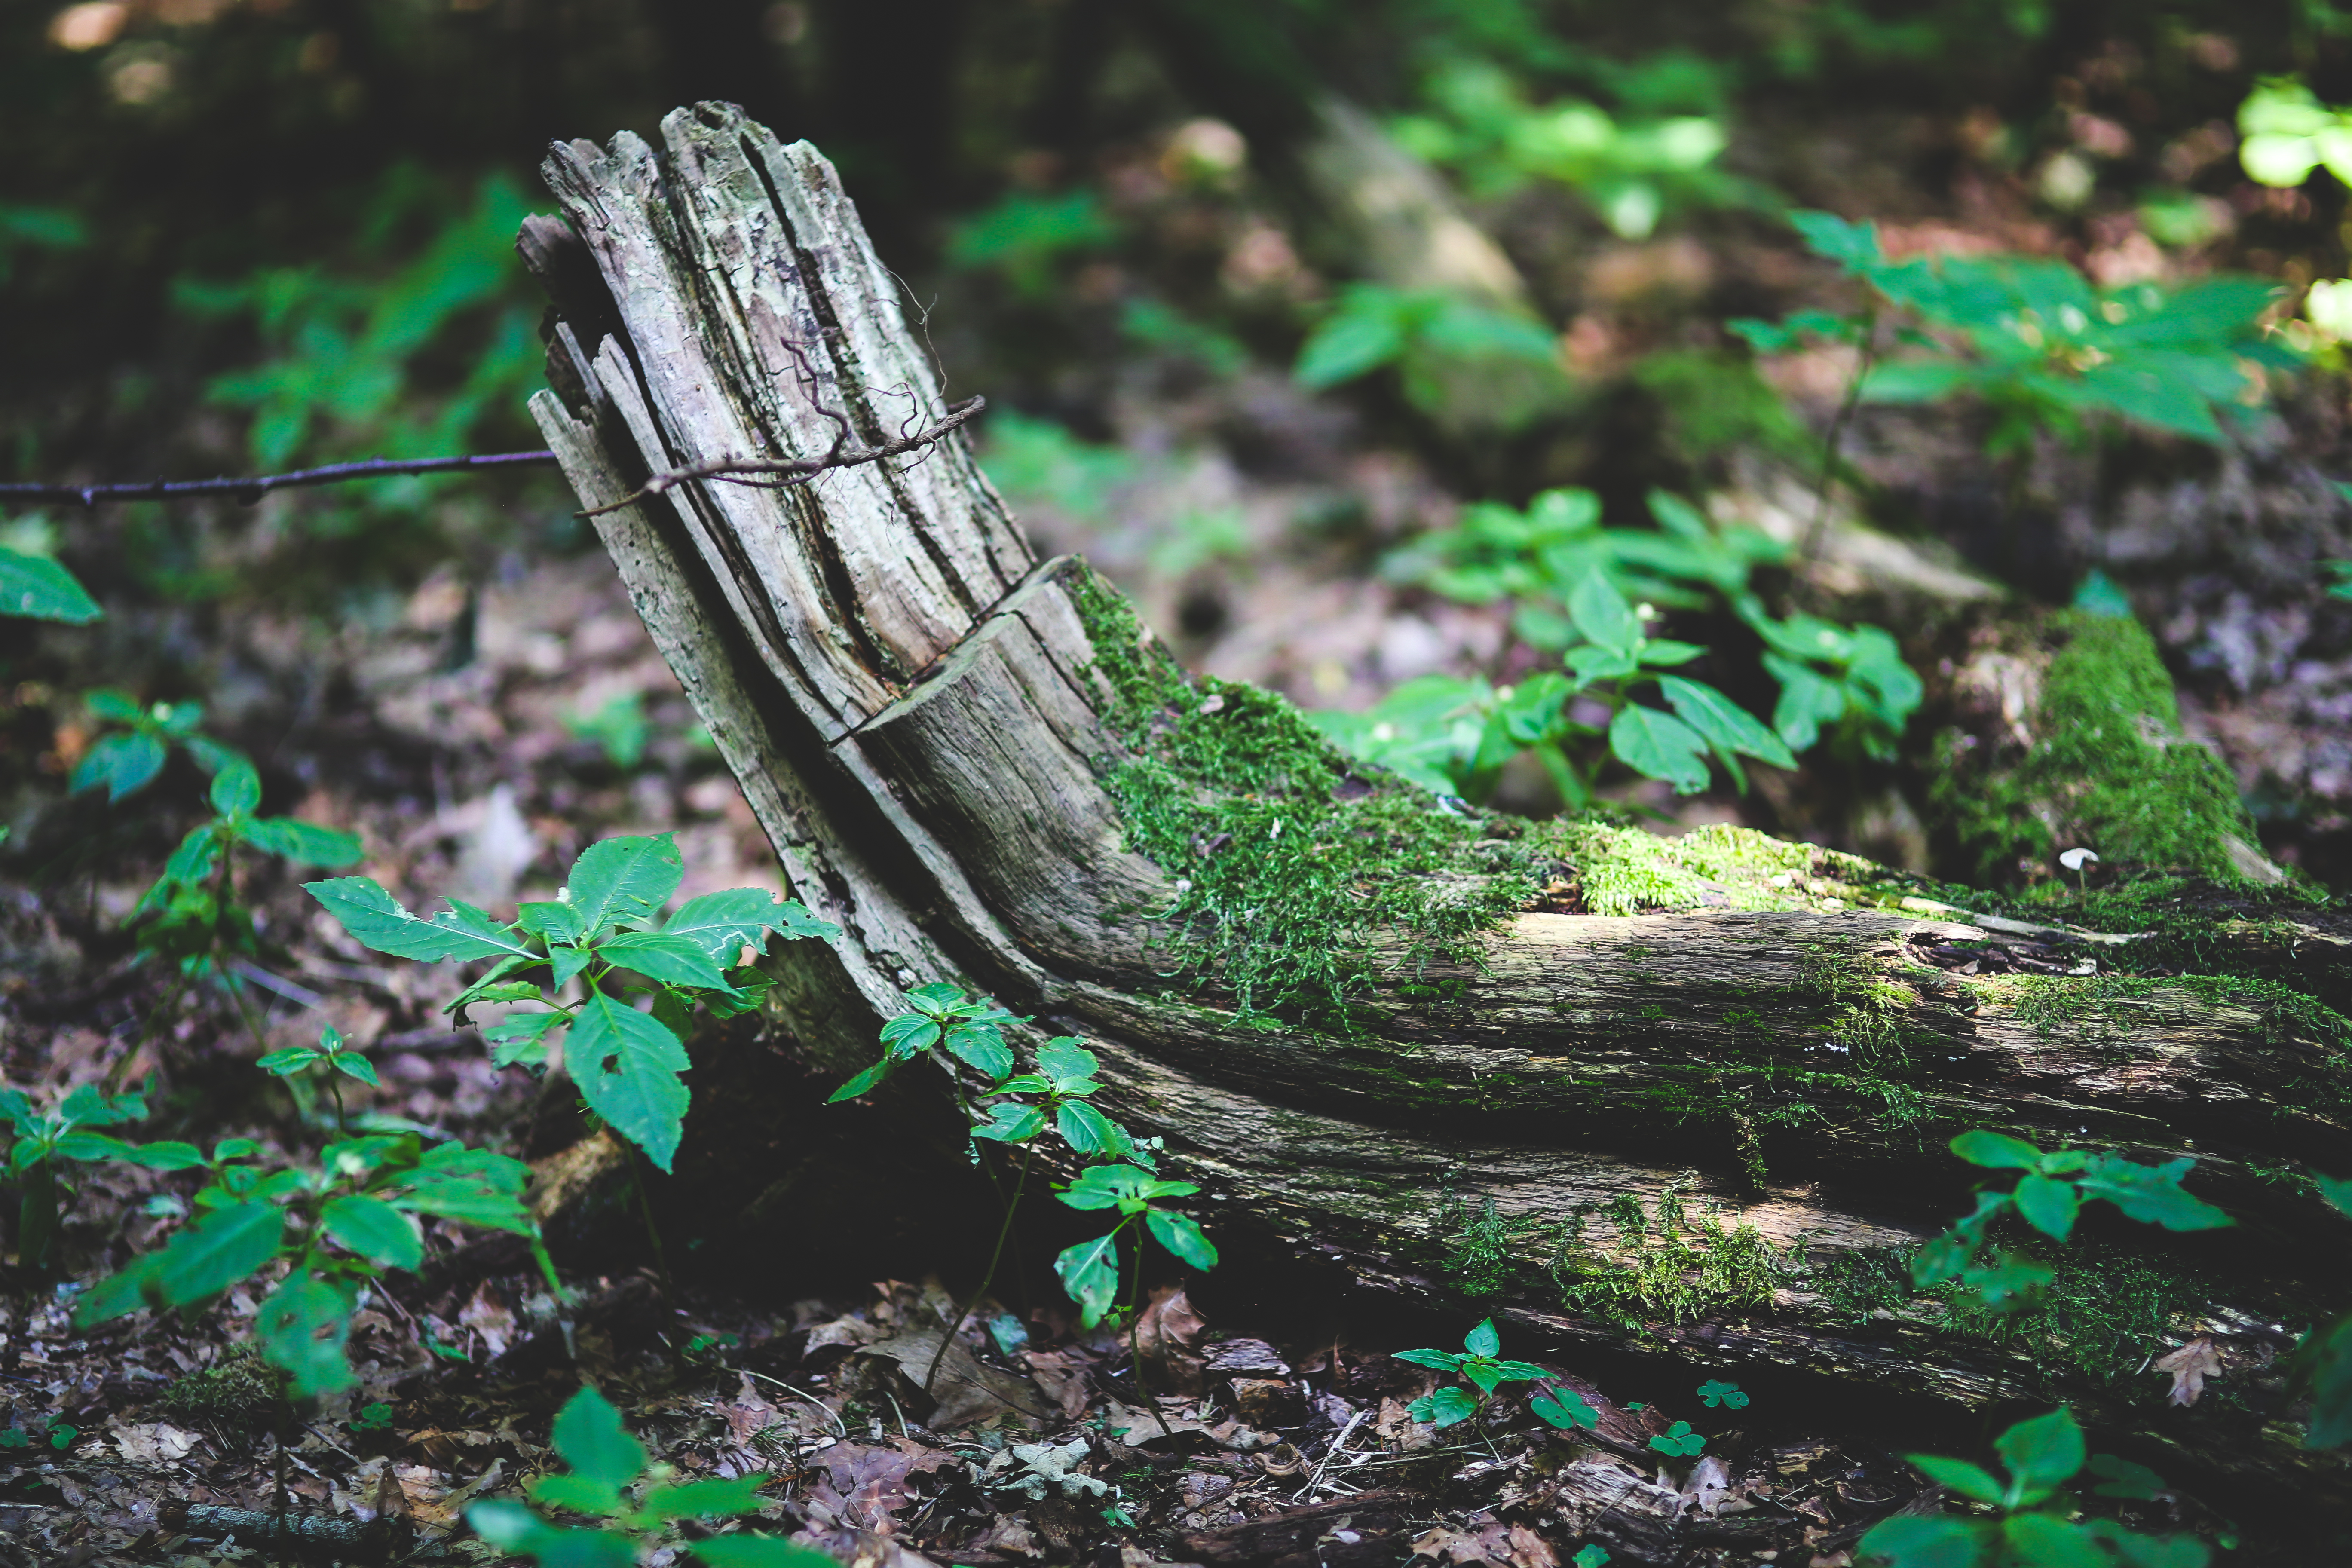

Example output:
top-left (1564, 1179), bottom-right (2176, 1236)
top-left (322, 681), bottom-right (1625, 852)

top-left (305, 833), bottom-right (836, 1173)
top-left (1294, 283), bottom-right (1563, 420)
top-left (347, 1401), bottom-right (395, 1434)
top-left (1648, 1421), bottom-right (1707, 1457)
top-left (0, 1417), bottom-right (77, 1452)
top-left (128, 752), bottom-right (364, 1023)
top-left (1735, 211), bottom-right (2297, 457)
top-left (171, 171), bottom-right (545, 538)
top-left (828, 1003), bottom-right (1215, 1402)
top-left (1, 1081), bottom-right (165, 1272)
top-left (1395, 1318), bottom-right (1552, 1429)
top-left (258, 1025), bottom-right (379, 1134)
top-left (75, 1125), bottom-right (552, 1397)
top-left (468, 1384), bottom-right (830, 1568)
top-left (2283, 1171), bottom-right (2352, 1449)
top-left (1571, 1547), bottom-right (1608, 1568)
top-left (70, 689), bottom-right (239, 802)
top-left (568, 693), bottom-right (650, 770)
top-left (1323, 485), bottom-right (1919, 805)
top-left (1913, 1131), bottom-right (2232, 1313)
top-left (1696, 1378), bottom-right (1748, 1409)
top-left (1392, 58), bottom-right (1755, 239)
top-left (944, 190), bottom-right (1118, 297)
top-left (1859, 1407), bottom-right (2208, 1567)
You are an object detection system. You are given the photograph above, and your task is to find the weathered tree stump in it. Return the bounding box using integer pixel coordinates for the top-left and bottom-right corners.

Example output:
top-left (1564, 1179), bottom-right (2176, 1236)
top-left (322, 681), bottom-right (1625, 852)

top-left (516, 104), bottom-right (2352, 1538)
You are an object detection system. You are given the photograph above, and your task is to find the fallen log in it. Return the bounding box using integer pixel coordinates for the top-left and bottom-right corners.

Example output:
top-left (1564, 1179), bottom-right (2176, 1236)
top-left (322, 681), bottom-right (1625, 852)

top-left (512, 103), bottom-right (2352, 1542)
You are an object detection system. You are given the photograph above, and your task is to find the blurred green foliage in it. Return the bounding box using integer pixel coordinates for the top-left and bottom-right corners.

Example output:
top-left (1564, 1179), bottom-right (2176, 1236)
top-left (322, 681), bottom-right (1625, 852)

top-left (172, 172), bottom-right (543, 526)
top-left (1392, 58), bottom-right (1760, 238)
top-left (1294, 283), bottom-right (1565, 419)
top-left (1736, 211), bottom-right (2298, 455)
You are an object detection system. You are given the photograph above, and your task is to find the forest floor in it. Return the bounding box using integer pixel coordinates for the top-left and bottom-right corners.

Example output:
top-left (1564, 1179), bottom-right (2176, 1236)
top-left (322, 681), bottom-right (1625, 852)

top-left (8, 76), bottom-right (2352, 1567)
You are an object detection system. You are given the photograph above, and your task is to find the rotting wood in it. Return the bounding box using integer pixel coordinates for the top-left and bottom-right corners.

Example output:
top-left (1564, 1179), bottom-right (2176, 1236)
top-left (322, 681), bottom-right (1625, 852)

top-left (516, 103), bottom-right (2352, 1534)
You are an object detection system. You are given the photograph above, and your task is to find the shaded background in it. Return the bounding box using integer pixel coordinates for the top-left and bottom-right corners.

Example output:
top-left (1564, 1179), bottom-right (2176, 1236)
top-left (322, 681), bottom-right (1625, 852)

top-left (5, 0), bottom-right (2352, 895)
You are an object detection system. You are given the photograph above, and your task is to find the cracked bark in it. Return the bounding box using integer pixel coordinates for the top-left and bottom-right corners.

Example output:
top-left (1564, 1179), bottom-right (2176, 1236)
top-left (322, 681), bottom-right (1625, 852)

top-left (515, 104), bottom-right (2352, 1535)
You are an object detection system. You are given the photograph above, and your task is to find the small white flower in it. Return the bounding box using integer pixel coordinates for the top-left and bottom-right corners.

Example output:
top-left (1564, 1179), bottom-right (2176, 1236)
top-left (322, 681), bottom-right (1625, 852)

top-left (2058, 848), bottom-right (2100, 872)
top-left (1371, 722), bottom-right (1396, 743)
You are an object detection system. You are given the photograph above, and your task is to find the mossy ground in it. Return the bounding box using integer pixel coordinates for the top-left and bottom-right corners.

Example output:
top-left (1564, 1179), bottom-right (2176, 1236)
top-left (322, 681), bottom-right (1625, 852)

top-left (1930, 610), bottom-right (2262, 887)
top-left (1070, 568), bottom-right (1543, 1026)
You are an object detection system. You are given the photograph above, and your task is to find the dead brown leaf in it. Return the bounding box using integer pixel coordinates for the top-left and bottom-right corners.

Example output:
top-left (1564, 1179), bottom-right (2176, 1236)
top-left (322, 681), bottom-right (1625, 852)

top-left (805, 1437), bottom-right (962, 1532)
top-left (1410, 1518), bottom-right (1560, 1568)
top-left (1135, 1286), bottom-right (1210, 1394)
top-left (2154, 1337), bottom-right (2223, 1406)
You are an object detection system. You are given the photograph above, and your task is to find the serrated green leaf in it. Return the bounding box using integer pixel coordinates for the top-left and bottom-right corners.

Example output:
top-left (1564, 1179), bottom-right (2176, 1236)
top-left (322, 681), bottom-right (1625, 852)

top-left (1608, 704), bottom-right (1712, 793)
top-left (209, 759), bottom-right (262, 818)
top-left (243, 818), bottom-right (364, 867)
top-left (333, 1054), bottom-right (379, 1087)
top-left (565, 834), bottom-right (683, 938)
top-left (1993, 1407), bottom-right (2084, 1505)
top-left (596, 931), bottom-right (735, 992)
top-left (551, 1384), bottom-right (647, 1489)
top-left (2012, 1173), bottom-right (2081, 1241)
top-left (1566, 568), bottom-right (1640, 657)
top-left (567, 993), bottom-right (689, 1171)
top-left (659, 888), bottom-right (784, 962)
top-left (1658, 676), bottom-right (1798, 769)
top-left (2076, 1155), bottom-right (2232, 1232)
top-left (1054, 1231), bottom-right (1123, 1328)
top-left (826, 1057), bottom-right (892, 1104)
top-left (1855, 1513), bottom-right (1988, 1568)
top-left (257, 1271), bottom-right (356, 1397)
top-left (1055, 1100), bottom-right (1131, 1161)
top-left (529, 1473), bottom-right (623, 1516)
top-left (74, 732), bottom-right (168, 802)
top-left (487, 1011), bottom-right (565, 1069)
top-left (642, 1476), bottom-right (768, 1519)
top-left (257, 1047), bottom-right (322, 1077)
top-left (1146, 1209), bottom-right (1218, 1270)
top-left (518, 900), bottom-right (587, 945)
top-left (1907, 1454), bottom-right (2006, 1505)
top-left (1393, 1348), bottom-right (1463, 1372)
top-left (1948, 1129), bottom-right (2046, 1170)
top-left (322, 1195), bottom-right (423, 1269)
top-left (0, 548), bottom-right (100, 624)
top-left (971, 1103), bottom-right (1046, 1143)
top-left (152, 1201), bottom-right (285, 1305)
top-left (303, 877), bottom-right (535, 964)
top-left (942, 1020), bottom-right (1014, 1080)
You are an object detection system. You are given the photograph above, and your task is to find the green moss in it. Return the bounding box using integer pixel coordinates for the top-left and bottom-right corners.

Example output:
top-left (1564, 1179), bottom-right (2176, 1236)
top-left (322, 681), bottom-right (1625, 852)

top-left (1440, 1193), bottom-right (1546, 1298)
top-left (161, 1346), bottom-right (278, 1427)
top-left (1548, 1177), bottom-right (1794, 1329)
top-left (1069, 568), bottom-right (1540, 1024)
top-left (1930, 611), bottom-right (2260, 885)
top-left (1942, 1240), bottom-right (2229, 1396)
top-left (1552, 820), bottom-right (1826, 917)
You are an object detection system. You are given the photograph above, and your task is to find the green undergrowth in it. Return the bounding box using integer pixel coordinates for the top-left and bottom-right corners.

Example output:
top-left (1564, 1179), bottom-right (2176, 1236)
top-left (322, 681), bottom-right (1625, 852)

top-left (1070, 569), bottom-right (1545, 1026)
top-left (1546, 1179), bottom-right (1794, 1329)
top-left (1451, 1191), bottom-right (2241, 1395)
top-left (1931, 611), bottom-right (2261, 885)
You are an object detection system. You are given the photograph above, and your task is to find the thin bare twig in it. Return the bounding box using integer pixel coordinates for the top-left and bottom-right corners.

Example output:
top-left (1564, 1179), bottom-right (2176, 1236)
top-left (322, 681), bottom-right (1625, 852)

top-left (0, 451), bottom-right (560, 509)
top-left (576, 395), bottom-right (986, 519)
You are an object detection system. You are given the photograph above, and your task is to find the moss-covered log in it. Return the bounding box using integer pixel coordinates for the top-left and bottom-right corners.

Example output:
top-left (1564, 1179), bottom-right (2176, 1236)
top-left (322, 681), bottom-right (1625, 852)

top-left (515, 104), bottom-right (2352, 1542)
